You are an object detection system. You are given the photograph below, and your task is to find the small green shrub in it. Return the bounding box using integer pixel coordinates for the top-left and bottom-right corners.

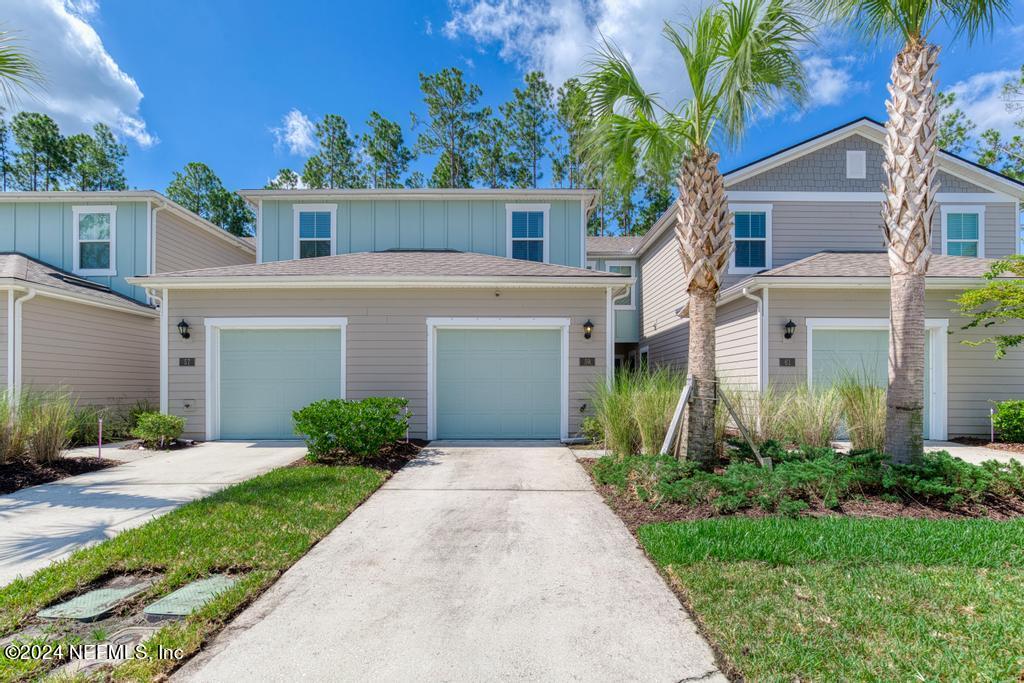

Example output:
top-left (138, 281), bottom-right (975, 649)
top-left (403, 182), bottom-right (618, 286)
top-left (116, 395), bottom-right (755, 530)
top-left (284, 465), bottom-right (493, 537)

top-left (579, 416), bottom-right (603, 444)
top-left (992, 399), bottom-right (1024, 443)
top-left (293, 397), bottom-right (409, 461)
top-left (836, 378), bottom-right (886, 452)
top-left (24, 393), bottom-right (75, 463)
top-left (131, 412), bottom-right (186, 449)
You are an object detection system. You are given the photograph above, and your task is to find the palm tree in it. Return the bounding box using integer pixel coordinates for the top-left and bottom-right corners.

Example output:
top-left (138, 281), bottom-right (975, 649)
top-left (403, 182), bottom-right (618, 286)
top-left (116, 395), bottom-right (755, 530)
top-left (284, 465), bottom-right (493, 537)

top-left (583, 0), bottom-right (808, 468)
top-left (814, 0), bottom-right (1008, 464)
top-left (0, 29), bottom-right (41, 106)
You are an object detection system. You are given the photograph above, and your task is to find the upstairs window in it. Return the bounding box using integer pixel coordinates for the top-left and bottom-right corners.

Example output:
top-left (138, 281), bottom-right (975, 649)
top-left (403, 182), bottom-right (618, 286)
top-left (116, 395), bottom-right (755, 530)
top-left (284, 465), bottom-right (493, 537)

top-left (606, 261), bottom-right (635, 309)
top-left (943, 206), bottom-right (984, 257)
top-left (72, 206), bottom-right (116, 276)
top-left (293, 205), bottom-right (336, 259)
top-left (730, 204), bottom-right (772, 273)
top-left (506, 204), bottom-right (549, 263)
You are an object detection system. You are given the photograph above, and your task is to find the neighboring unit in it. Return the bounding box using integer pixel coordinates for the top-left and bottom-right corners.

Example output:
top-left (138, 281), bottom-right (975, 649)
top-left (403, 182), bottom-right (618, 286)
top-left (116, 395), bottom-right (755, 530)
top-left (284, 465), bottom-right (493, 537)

top-left (130, 190), bottom-right (631, 441)
top-left (612, 117), bottom-right (1024, 438)
top-left (0, 192), bottom-right (255, 408)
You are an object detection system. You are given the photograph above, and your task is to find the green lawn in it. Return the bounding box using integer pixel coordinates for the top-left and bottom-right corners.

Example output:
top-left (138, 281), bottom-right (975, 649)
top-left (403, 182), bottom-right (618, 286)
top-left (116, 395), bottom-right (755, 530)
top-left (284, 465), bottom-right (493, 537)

top-left (0, 463), bottom-right (387, 681)
top-left (639, 518), bottom-right (1024, 682)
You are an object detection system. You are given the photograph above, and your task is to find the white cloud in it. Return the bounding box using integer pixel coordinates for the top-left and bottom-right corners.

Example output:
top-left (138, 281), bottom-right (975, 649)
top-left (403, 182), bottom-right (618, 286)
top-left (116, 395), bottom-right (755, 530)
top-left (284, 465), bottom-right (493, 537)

top-left (6, 0), bottom-right (156, 147)
top-left (803, 55), bottom-right (865, 109)
top-left (946, 69), bottom-right (1019, 137)
top-left (444, 0), bottom-right (703, 106)
top-left (271, 109), bottom-right (317, 156)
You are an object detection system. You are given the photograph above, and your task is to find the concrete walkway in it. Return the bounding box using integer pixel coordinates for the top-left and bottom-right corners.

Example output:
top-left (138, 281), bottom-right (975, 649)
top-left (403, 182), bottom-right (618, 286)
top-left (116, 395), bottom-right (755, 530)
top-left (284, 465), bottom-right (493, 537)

top-left (832, 439), bottom-right (1024, 465)
top-left (176, 443), bottom-right (725, 683)
top-left (0, 441), bottom-right (305, 586)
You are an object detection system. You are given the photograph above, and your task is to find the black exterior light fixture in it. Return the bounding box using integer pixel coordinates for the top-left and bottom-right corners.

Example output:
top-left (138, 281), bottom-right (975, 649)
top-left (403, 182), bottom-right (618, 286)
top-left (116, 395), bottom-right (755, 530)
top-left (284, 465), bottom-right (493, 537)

top-left (784, 319), bottom-right (796, 340)
top-left (177, 319), bottom-right (192, 340)
top-left (583, 319), bottom-right (594, 340)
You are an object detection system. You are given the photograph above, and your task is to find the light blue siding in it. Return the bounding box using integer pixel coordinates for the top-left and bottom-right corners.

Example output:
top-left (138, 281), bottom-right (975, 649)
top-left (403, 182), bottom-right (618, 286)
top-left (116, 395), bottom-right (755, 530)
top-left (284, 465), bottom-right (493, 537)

top-left (589, 257), bottom-right (640, 343)
top-left (0, 200), bottom-right (150, 302)
top-left (435, 328), bottom-right (561, 439)
top-left (260, 198), bottom-right (587, 267)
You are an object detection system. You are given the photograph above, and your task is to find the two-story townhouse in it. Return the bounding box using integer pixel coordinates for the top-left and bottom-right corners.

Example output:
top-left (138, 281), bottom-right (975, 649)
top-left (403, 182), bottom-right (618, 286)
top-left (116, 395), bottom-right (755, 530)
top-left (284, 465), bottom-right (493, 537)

top-left (130, 189), bottom-right (631, 442)
top-left (0, 191), bottom-right (255, 408)
top-left (628, 117), bottom-right (1024, 439)
top-left (585, 235), bottom-right (643, 368)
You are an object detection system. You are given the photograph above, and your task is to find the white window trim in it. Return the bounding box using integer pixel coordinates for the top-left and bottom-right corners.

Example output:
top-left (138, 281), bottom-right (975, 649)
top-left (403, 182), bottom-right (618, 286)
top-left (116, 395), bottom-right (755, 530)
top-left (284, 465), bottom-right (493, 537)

top-left (505, 203), bottom-right (550, 264)
top-left (72, 205), bottom-right (116, 276)
top-left (805, 317), bottom-right (948, 440)
top-left (638, 345), bottom-right (650, 368)
top-left (292, 204), bottom-right (337, 260)
top-left (846, 150), bottom-right (866, 179)
top-left (605, 260), bottom-right (636, 310)
top-left (204, 317), bottom-right (348, 440)
top-left (425, 317), bottom-right (569, 441)
top-left (941, 205), bottom-right (985, 257)
top-left (728, 203), bottom-right (772, 275)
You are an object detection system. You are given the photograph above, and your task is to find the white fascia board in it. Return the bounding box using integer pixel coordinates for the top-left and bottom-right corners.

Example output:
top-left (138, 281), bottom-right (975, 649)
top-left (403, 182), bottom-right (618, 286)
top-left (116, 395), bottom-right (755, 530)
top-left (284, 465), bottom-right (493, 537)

top-left (727, 191), bottom-right (1015, 203)
top-left (126, 275), bottom-right (635, 289)
top-left (0, 279), bottom-right (158, 317)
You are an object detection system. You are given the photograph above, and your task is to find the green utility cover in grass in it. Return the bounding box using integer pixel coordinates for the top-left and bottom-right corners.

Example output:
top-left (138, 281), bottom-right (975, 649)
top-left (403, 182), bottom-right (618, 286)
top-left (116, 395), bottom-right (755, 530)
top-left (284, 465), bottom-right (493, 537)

top-left (435, 328), bottom-right (561, 439)
top-left (143, 575), bottom-right (237, 620)
top-left (38, 584), bottom-right (148, 622)
top-left (219, 328), bottom-right (343, 439)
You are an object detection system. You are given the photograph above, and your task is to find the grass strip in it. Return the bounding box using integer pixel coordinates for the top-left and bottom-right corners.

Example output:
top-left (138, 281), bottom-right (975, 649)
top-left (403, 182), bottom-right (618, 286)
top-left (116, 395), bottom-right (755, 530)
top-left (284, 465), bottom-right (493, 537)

top-left (0, 463), bottom-right (386, 681)
top-left (639, 518), bottom-right (1024, 681)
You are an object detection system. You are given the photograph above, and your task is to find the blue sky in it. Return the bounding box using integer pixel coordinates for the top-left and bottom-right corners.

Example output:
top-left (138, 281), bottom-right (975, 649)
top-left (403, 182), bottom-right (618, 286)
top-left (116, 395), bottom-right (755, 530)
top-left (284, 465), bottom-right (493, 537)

top-left (9, 0), bottom-right (1024, 195)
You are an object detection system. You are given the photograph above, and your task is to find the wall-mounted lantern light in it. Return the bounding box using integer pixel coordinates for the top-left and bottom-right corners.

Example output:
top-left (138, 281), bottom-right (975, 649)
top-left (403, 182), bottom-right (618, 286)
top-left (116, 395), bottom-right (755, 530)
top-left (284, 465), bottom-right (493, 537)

top-left (784, 319), bottom-right (796, 340)
top-left (177, 319), bottom-right (192, 340)
top-left (583, 319), bottom-right (594, 340)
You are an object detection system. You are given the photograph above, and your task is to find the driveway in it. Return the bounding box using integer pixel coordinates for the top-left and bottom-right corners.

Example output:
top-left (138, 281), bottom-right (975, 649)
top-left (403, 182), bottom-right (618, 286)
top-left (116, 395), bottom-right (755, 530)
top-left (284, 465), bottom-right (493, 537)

top-left (0, 441), bottom-right (305, 586)
top-left (176, 443), bottom-right (725, 682)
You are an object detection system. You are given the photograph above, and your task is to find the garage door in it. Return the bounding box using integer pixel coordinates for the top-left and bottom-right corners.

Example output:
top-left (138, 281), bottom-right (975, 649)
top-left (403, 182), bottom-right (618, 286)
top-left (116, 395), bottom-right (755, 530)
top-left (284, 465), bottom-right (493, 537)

top-left (219, 329), bottom-right (342, 439)
top-left (811, 328), bottom-right (931, 438)
top-left (435, 328), bottom-right (561, 439)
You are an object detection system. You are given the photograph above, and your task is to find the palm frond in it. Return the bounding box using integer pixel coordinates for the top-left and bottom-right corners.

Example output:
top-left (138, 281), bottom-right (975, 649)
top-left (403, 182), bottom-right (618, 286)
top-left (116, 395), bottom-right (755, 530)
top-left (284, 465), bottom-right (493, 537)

top-left (583, 38), bottom-right (661, 121)
top-left (938, 0), bottom-right (1010, 43)
top-left (0, 30), bottom-right (42, 106)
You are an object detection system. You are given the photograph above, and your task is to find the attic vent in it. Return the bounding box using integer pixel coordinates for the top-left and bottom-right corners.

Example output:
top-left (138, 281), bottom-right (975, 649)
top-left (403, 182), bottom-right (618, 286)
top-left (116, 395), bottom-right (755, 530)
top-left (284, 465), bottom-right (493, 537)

top-left (846, 150), bottom-right (866, 179)
top-left (55, 273), bottom-right (112, 292)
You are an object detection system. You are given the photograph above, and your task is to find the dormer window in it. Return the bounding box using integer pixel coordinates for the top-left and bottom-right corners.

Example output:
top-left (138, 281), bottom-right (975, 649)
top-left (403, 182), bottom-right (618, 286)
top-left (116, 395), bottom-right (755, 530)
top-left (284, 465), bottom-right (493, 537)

top-left (293, 204), bottom-right (336, 259)
top-left (942, 205), bottom-right (985, 257)
top-left (72, 206), bottom-right (116, 276)
top-left (506, 204), bottom-right (549, 263)
top-left (729, 204), bottom-right (772, 274)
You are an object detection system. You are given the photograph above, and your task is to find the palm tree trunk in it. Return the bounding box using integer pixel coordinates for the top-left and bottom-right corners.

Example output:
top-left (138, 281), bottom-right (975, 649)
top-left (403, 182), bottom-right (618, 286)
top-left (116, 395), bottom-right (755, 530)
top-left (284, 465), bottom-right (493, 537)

top-left (881, 40), bottom-right (939, 464)
top-left (675, 148), bottom-right (732, 470)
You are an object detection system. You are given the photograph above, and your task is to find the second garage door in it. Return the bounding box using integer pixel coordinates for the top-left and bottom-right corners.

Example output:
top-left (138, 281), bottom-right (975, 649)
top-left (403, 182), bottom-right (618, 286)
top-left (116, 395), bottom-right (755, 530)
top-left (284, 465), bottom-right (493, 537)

top-left (219, 328), bottom-right (343, 440)
top-left (435, 328), bottom-right (561, 439)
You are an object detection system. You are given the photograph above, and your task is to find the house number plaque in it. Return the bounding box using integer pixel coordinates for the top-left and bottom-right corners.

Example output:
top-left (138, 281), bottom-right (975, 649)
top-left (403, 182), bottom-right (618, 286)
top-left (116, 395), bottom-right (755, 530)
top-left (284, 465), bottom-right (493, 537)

top-left (579, 357), bottom-right (595, 366)
top-left (779, 357), bottom-right (796, 367)
top-left (179, 357), bottom-right (196, 367)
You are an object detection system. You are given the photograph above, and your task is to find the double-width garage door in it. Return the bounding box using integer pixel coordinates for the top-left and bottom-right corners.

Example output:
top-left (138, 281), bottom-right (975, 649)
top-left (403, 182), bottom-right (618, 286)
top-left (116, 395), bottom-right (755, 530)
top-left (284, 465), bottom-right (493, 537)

top-left (435, 329), bottom-right (561, 439)
top-left (219, 329), bottom-right (342, 440)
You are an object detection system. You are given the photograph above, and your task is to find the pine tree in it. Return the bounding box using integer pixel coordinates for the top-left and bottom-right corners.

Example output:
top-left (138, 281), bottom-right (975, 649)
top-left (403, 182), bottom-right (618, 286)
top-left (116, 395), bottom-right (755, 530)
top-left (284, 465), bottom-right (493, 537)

top-left (412, 67), bottom-right (485, 188)
top-left (501, 71), bottom-right (554, 188)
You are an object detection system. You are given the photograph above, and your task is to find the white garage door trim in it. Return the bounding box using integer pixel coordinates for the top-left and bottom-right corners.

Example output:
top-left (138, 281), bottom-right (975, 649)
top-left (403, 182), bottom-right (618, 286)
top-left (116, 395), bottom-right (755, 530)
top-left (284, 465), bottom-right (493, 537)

top-left (204, 317), bottom-right (348, 440)
top-left (426, 317), bottom-right (570, 441)
top-left (805, 317), bottom-right (948, 440)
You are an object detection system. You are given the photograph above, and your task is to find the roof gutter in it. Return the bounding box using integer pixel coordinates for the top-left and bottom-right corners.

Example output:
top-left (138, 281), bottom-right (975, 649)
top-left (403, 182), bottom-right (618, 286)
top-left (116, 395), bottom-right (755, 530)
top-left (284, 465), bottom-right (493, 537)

top-left (126, 275), bottom-right (634, 290)
top-left (0, 279), bottom-right (158, 317)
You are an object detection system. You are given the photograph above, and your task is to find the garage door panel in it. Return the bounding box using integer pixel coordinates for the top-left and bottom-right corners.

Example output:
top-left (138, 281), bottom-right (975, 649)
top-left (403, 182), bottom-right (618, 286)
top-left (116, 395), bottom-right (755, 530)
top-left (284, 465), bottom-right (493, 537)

top-left (219, 329), bottom-right (342, 440)
top-left (436, 328), bottom-right (561, 439)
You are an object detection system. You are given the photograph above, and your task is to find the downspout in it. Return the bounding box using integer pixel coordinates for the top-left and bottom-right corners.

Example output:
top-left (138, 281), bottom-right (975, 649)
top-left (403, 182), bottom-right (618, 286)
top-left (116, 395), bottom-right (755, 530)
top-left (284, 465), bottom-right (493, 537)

top-left (6, 289), bottom-right (13, 395)
top-left (605, 286), bottom-right (614, 387)
top-left (740, 287), bottom-right (763, 391)
top-left (13, 289), bottom-right (37, 395)
top-left (148, 288), bottom-right (168, 413)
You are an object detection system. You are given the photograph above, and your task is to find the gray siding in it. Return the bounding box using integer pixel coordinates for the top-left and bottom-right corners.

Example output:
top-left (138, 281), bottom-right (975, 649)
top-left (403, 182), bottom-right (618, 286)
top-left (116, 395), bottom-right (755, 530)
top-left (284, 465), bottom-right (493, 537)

top-left (165, 287), bottom-right (609, 440)
top-left (638, 226), bottom-right (688, 368)
top-left (155, 211), bottom-right (254, 273)
top-left (730, 133), bottom-right (989, 193)
top-left (716, 298), bottom-right (759, 390)
top-left (260, 198), bottom-right (585, 267)
top-left (20, 295), bottom-right (159, 406)
top-left (0, 200), bottom-right (150, 302)
top-left (766, 287), bottom-right (1024, 436)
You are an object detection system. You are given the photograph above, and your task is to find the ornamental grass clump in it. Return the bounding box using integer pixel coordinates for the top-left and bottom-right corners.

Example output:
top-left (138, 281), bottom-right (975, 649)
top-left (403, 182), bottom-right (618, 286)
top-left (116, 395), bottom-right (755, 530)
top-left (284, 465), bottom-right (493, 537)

top-left (722, 384), bottom-right (788, 445)
top-left (836, 378), bottom-right (887, 452)
top-left (632, 369), bottom-right (686, 455)
top-left (23, 392), bottom-right (75, 464)
top-left (592, 372), bottom-right (642, 455)
top-left (783, 386), bottom-right (842, 448)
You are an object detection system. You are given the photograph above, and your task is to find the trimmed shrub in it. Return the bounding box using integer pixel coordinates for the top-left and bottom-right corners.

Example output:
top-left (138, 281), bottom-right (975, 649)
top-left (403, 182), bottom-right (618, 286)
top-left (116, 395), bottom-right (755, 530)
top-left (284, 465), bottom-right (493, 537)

top-left (836, 378), bottom-right (886, 452)
top-left (293, 397), bottom-right (409, 461)
top-left (992, 399), bottom-right (1024, 443)
top-left (132, 412), bottom-right (186, 449)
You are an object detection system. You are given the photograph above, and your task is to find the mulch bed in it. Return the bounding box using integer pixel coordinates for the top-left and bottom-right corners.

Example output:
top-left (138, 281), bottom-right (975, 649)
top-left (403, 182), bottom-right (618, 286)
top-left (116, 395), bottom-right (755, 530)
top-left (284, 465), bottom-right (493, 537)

top-left (120, 439), bottom-right (200, 451)
top-left (0, 456), bottom-right (118, 495)
top-left (578, 459), bottom-right (1024, 532)
top-left (951, 437), bottom-right (1024, 455)
top-left (298, 439), bottom-right (428, 473)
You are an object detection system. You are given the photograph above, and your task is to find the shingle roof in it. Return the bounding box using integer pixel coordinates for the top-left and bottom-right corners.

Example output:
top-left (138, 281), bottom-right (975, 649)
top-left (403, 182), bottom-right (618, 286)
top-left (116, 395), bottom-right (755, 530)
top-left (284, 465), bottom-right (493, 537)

top-left (761, 251), bottom-right (1016, 279)
top-left (135, 249), bottom-right (627, 280)
top-left (0, 253), bottom-right (155, 311)
top-left (586, 236), bottom-right (644, 256)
